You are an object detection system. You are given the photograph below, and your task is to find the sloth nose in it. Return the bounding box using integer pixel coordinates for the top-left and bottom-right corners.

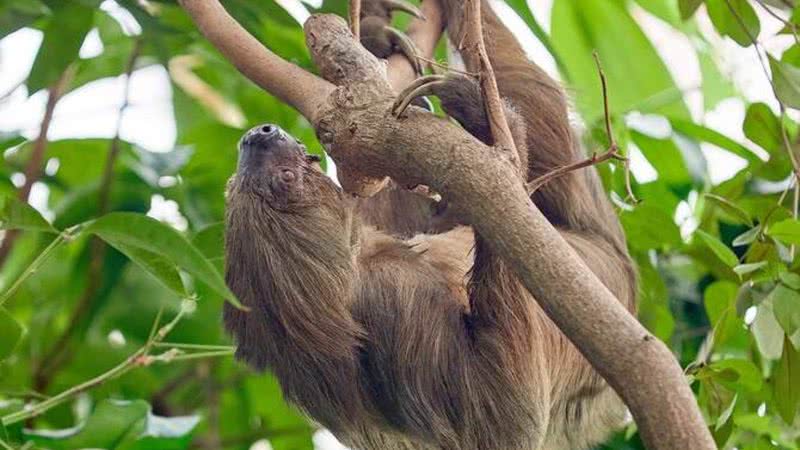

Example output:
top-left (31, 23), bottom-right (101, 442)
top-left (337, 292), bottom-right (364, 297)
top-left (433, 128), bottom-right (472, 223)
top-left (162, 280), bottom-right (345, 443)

top-left (241, 123), bottom-right (281, 150)
top-left (257, 124), bottom-right (278, 137)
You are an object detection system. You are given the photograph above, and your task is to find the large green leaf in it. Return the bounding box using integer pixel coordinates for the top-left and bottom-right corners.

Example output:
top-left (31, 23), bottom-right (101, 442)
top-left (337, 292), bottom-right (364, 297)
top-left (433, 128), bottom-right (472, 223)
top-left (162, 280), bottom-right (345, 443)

top-left (678, 0), bottom-right (703, 19)
top-left (771, 55), bottom-right (800, 109)
top-left (0, 195), bottom-right (57, 233)
top-left (84, 212), bottom-right (239, 307)
top-left (24, 399), bottom-right (200, 450)
top-left (704, 281), bottom-right (742, 348)
top-left (26, 3), bottom-right (94, 93)
top-left (551, 0), bottom-right (689, 123)
top-left (0, 0), bottom-right (49, 38)
top-left (620, 204), bottom-right (682, 251)
top-left (0, 307), bottom-right (23, 361)
top-left (705, 0), bottom-right (760, 47)
top-left (696, 230), bottom-right (739, 267)
top-left (752, 299), bottom-right (785, 360)
top-left (768, 219), bottom-right (800, 245)
top-left (773, 337), bottom-right (799, 424)
top-left (770, 284), bottom-right (800, 338)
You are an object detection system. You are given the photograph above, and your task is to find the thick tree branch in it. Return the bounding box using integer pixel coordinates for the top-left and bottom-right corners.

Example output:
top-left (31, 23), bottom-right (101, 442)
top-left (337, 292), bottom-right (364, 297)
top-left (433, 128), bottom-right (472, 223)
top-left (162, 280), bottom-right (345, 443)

top-left (177, 0), bottom-right (333, 122)
top-left (180, 4), bottom-right (714, 449)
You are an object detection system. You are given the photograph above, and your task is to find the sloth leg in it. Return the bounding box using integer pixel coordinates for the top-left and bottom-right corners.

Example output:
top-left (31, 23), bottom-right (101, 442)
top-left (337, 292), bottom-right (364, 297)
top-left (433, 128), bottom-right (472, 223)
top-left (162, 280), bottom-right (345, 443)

top-left (360, 0), bottom-right (424, 74)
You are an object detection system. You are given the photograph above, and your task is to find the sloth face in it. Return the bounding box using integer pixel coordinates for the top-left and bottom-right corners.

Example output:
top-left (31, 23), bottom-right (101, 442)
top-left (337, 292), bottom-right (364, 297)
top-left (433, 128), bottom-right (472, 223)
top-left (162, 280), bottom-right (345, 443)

top-left (230, 124), bottom-right (333, 211)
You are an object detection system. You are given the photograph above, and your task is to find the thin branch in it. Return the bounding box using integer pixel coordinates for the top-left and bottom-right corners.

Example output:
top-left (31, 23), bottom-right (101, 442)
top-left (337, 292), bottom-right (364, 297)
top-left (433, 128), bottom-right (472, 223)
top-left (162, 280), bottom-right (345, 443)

top-left (350, 0), bottom-right (361, 40)
top-left (33, 41), bottom-right (143, 394)
top-left (460, 0), bottom-right (516, 152)
top-left (177, 0), bottom-right (333, 122)
top-left (527, 53), bottom-right (638, 204)
top-left (754, 0), bottom-right (800, 44)
top-left (723, 0), bottom-right (800, 181)
top-left (3, 301), bottom-right (196, 426)
top-left (414, 55), bottom-right (478, 77)
top-left (0, 69), bottom-right (72, 267)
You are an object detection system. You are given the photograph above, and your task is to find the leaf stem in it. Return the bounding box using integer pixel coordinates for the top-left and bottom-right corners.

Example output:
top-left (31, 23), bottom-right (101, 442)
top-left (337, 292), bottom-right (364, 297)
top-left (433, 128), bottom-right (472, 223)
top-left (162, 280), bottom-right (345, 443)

top-left (0, 232), bottom-right (68, 307)
top-left (1, 299), bottom-right (197, 426)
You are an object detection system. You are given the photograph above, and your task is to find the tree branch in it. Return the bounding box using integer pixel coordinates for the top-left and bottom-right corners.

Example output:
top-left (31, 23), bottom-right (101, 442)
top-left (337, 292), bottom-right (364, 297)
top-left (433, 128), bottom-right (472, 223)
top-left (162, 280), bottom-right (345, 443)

top-left (350, 0), bottom-right (361, 40)
top-left (180, 4), bottom-right (714, 448)
top-left (177, 0), bottom-right (334, 121)
top-left (459, 0), bottom-right (516, 152)
top-left (0, 70), bottom-right (71, 267)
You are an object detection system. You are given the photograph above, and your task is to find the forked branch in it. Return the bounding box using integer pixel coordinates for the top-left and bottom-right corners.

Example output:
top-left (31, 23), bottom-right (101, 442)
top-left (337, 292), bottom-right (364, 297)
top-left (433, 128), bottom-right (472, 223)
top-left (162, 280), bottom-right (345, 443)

top-left (528, 52), bottom-right (639, 204)
top-left (180, 3), bottom-right (714, 448)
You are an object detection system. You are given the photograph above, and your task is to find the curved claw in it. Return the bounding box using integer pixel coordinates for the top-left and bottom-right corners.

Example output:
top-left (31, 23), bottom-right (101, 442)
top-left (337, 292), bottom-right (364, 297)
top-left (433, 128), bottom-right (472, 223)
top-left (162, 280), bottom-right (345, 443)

top-left (382, 0), bottom-right (426, 19)
top-left (392, 74), bottom-right (447, 117)
top-left (385, 26), bottom-right (423, 75)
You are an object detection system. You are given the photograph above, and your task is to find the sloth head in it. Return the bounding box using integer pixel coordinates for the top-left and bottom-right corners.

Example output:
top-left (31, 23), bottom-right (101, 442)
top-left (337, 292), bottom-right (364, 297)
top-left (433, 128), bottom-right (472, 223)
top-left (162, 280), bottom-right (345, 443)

top-left (227, 123), bottom-right (340, 212)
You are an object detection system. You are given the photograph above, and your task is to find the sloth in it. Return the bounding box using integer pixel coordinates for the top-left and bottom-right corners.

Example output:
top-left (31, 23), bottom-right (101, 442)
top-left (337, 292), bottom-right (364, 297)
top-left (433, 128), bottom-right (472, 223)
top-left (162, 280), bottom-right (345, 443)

top-left (223, 0), bottom-right (637, 449)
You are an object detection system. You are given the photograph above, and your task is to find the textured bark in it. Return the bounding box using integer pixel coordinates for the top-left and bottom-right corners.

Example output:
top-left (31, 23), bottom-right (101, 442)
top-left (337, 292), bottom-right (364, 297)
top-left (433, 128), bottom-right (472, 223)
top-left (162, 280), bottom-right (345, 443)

top-left (179, 1), bottom-right (715, 448)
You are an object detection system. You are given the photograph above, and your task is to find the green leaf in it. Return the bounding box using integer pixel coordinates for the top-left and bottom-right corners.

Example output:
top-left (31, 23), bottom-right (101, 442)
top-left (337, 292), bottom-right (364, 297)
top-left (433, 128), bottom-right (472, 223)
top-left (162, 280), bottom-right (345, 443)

top-left (770, 284), bottom-right (800, 337)
top-left (732, 226), bottom-right (760, 247)
top-left (111, 242), bottom-right (187, 297)
top-left (24, 399), bottom-right (200, 450)
top-left (770, 55), bottom-right (800, 109)
top-left (704, 281), bottom-right (742, 348)
top-left (704, 194), bottom-right (753, 226)
top-left (705, 0), bottom-right (760, 47)
top-left (709, 359), bottom-right (763, 392)
top-left (744, 103), bottom-right (782, 153)
top-left (84, 212), bottom-right (240, 307)
top-left (551, 0), bottom-right (688, 123)
top-left (752, 299), bottom-right (785, 360)
top-left (670, 119), bottom-right (762, 167)
top-left (779, 271), bottom-right (800, 289)
top-left (773, 337), bottom-right (799, 423)
top-left (696, 230), bottom-right (739, 267)
top-left (26, 3), bottom-right (94, 93)
top-left (0, 307), bottom-right (23, 361)
top-left (678, 0), bottom-right (703, 20)
top-left (768, 219), bottom-right (800, 245)
top-left (733, 261), bottom-right (768, 276)
top-left (631, 131), bottom-right (693, 186)
top-left (0, 195), bottom-right (57, 233)
top-left (621, 204), bottom-right (682, 251)
top-left (633, 0), bottom-right (681, 24)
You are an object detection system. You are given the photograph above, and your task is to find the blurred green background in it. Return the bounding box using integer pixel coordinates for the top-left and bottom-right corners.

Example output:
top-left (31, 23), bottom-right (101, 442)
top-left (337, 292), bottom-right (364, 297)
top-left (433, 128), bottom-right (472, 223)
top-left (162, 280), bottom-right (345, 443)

top-left (0, 0), bottom-right (799, 449)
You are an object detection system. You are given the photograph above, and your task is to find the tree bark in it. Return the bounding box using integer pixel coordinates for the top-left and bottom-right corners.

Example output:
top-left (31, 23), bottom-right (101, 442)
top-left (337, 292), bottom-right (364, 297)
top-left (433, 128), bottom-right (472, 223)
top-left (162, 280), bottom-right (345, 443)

top-left (178, 1), bottom-right (715, 448)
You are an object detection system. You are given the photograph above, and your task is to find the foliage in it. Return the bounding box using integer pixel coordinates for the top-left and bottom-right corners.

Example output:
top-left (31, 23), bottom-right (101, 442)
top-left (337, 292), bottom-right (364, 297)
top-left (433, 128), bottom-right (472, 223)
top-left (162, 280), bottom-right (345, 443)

top-left (0, 0), bottom-right (799, 449)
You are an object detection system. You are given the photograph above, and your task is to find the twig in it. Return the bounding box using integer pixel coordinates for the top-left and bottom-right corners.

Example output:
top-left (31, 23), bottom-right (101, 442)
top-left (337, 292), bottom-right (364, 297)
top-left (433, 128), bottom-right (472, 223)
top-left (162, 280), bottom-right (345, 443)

top-left (723, 0), bottom-right (800, 181)
top-left (754, 0), bottom-right (799, 45)
top-left (414, 55), bottom-right (478, 77)
top-left (33, 41), bottom-right (143, 394)
top-left (350, 0), bottom-right (361, 40)
top-left (527, 53), bottom-right (638, 203)
top-left (2, 300), bottom-right (196, 426)
top-left (460, 0), bottom-right (516, 152)
top-left (0, 225), bottom-right (82, 307)
top-left (0, 69), bottom-right (72, 267)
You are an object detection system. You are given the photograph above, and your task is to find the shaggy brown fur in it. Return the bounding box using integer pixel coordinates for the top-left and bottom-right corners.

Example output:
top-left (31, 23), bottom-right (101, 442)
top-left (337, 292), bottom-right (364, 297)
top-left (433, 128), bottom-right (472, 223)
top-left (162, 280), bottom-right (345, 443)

top-left (224, 1), bottom-right (637, 449)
